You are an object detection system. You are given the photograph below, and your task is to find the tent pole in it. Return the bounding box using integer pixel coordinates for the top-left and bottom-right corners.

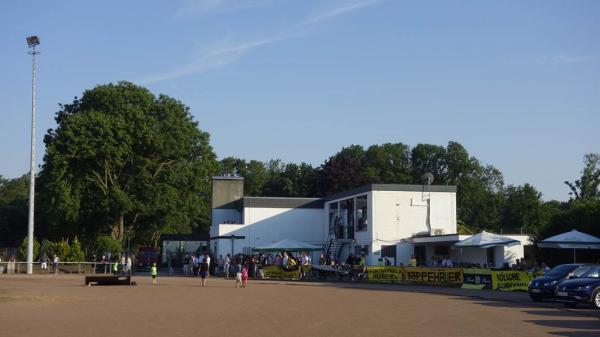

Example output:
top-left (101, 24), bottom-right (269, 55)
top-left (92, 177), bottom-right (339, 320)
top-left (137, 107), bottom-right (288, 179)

top-left (573, 248), bottom-right (576, 263)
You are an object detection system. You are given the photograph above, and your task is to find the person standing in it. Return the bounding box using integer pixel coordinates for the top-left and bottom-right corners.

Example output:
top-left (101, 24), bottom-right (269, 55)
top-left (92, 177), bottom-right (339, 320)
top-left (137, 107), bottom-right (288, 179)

top-left (151, 262), bottom-right (158, 285)
top-left (235, 261), bottom-right (243, 288)
top-left (200, 253), bottom-right (210, 287)
top-left (241, 263), bottom-right (249, 288)
top-left (282, 252), bottom-right (289, 267)
top-left (408, 255), bottom-right (417, 267)
top-left (91, 254), bottom-right (97, 275)
top-left (182, 254), bottom-right (189, 275)
top-left (126, 256), bottom-right (132, 276)
top-left (224, 254), bottom-right (231, 278)
top-left (301, 253), bottom-right (310, 278)
top-left (52, 255), bottom-right (59, 275)
top-left (120, 255), bottom-right (126, 275)
top-left (112, 258), bottom-right (119, 275)
top-left (40, 254), bottom-right (48, 275)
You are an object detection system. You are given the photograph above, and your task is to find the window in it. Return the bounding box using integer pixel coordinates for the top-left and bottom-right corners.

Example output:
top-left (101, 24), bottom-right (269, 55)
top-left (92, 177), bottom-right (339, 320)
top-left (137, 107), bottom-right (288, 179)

top-left (339, 198), bottom-right (354, 239)
top-left (356, 195), bottom-right (368, 232)
top-left (328, 202), bottom-right (338, 236)
top-left (434, 245), bottom-right (449, 256)
top-left (487, 247), bottom-right (495, 267)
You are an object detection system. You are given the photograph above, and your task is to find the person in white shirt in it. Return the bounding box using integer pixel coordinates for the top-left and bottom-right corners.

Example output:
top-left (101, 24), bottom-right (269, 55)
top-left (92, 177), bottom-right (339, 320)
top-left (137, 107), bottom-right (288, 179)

top-left (300, 253), bottom-right (310, 278)
top-left (126, 256), bottom-right (132, 274)
top-left (282, 252), bottom-right (289, 267)
top-left (52, 255), bottom-right (60, 275)
top-left (224, 254), bottom-right (231, 278)
top-left (445, 257), bottom-right (454, 268)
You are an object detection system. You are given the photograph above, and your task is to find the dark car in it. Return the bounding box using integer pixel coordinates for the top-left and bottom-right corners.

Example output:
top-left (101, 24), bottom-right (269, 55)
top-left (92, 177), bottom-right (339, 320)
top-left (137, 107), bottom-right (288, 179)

top-left (555, 266), bottom-right (600, 309)
top-left (528, 264), bottom-right (595, 301)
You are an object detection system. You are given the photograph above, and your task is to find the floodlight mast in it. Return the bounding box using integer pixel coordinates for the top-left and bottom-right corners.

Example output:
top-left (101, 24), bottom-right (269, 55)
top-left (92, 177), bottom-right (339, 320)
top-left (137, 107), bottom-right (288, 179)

top-left (26, 36), bottom-right (40, 275)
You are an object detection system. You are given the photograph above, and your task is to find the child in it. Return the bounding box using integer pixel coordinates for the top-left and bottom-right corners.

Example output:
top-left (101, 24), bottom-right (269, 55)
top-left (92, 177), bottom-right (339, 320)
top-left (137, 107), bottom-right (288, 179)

top-left (241, 264), bottom-right (249, 288)
top-left (235, 262), bottom-right (243, 288)
top-left (151, 262), bottom-right (158, 285)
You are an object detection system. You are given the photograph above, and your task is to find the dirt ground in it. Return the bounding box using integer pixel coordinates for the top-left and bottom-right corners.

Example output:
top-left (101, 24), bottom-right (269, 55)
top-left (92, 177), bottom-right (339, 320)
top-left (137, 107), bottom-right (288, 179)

top-left (1, 274), bottom-right (598, 337)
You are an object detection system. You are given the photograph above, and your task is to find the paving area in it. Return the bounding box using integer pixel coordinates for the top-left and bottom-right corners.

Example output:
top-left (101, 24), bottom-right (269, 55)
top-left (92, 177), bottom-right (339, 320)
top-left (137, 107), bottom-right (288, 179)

top-left (0, 274), bottom-right (598, 337)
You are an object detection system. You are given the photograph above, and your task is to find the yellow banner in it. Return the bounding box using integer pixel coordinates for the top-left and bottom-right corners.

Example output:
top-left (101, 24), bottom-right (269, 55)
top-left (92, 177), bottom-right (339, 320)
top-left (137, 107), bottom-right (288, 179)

top-left (263, 265), bottom-right (309, 280)
top-left (402, 267), bottom-right (463, 284)
top-left (491, 270), bottom-right (533, 291)
top-left (366, 267), bottom-right (403, 283)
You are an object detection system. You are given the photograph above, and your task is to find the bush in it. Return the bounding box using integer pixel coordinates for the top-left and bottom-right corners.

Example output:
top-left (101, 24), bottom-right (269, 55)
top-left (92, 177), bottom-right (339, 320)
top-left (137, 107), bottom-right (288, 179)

top-left (54, 239), bottom-right (70, 261)
top-left (67, 237), bottom-right (85, 262)
top-left (18, 236), bottom-right (39, 261)
top-left (95, 235), bottom-right (123, 257)
top-left (39, 238), bottom-right (55, 258)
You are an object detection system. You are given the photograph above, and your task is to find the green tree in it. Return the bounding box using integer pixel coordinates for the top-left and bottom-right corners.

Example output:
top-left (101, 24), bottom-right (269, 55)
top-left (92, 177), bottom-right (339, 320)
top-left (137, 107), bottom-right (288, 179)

top-left (565, 153), bottom-right (600, 200)
top-left (39, 239), bottom-right (55, 258)
top-left (67, 237), bottom-right (85, 262)
top-left (363, 143), bottom-right (412, 184)
top-left (54, 239), bottom-right (70, 260)
top-left (319, 145), bottom-right (368, 195)
top-left (411, 144), bottom-right (448, 184)
top-left (38, 82), bottom-right (218, 244)
top-left (0, 175), bottom-right (29, 246)
top-left (18, 236), bottom-right (40, 261)
top-left (94, 235), bottom-right (123, 256)
top-left (500, 184), bottom-right (543, 233)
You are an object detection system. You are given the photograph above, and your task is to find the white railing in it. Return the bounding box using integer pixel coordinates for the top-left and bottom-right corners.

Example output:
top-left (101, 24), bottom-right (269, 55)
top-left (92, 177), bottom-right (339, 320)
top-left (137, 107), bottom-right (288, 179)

top-left (0, 261), bottom-right (114, 274)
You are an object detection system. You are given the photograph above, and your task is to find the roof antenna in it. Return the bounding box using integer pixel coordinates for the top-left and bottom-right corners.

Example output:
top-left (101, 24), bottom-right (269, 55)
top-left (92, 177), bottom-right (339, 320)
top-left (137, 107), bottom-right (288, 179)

top-left (421, 173), bottom-right (434, 234)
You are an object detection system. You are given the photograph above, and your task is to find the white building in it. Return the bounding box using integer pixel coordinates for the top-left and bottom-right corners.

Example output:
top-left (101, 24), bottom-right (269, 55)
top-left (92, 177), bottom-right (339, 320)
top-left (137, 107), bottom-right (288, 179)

top-left (209, 176), bottom-right (530, 267)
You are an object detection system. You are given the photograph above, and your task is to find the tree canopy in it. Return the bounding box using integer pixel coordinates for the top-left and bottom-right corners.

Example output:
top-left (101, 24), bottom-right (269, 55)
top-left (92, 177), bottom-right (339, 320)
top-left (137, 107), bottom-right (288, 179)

top-left (37, 82), bottom-right (218, 247)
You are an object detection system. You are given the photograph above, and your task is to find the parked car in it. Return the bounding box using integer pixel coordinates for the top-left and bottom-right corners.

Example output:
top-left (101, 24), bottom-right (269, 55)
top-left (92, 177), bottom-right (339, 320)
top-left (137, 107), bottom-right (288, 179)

top-left (528, 264), bottom-right (596, 301)
top-left (554, 266), bottom-right (600, 309)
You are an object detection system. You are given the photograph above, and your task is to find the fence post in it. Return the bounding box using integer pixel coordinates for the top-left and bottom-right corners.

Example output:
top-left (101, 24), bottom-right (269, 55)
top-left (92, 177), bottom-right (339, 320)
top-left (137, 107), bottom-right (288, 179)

top-left (78, 262), bottom-right (81, 274)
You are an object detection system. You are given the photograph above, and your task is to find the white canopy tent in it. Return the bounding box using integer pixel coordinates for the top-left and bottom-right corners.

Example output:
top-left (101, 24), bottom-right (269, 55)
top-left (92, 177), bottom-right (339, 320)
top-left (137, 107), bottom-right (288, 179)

top-left (537, 230), bottom-right (600, 263)
top-left (452, 231), bottom-right (522, 267)
top-left (453, 231), bottom-right (521, 249)
top-left (253, 239), bottom-right (323, 252)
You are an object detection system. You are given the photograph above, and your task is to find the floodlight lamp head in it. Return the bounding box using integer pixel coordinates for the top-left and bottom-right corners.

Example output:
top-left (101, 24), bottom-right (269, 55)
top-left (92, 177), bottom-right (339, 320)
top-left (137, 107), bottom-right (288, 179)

top-left (26, 36), bottom-right (40, 48)
top-left (421, 172), bottom-right (434, 185)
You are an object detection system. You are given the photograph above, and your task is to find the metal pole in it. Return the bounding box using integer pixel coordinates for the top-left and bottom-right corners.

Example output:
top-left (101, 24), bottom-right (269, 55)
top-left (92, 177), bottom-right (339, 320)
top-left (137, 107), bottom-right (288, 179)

top-left (26, 44), bottom-right (38, 275)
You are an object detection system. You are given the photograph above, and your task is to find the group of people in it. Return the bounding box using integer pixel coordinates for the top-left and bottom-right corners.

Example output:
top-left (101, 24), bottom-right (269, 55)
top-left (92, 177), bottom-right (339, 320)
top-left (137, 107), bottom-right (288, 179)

top-left (38, 254), bottom-right (60, 274)
top-left (177, 252), bottom-right (211, 285)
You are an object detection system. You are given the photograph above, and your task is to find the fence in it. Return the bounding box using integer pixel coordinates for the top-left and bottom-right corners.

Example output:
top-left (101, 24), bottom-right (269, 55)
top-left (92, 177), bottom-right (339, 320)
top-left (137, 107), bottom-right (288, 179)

top-left (0, 261), bottom-right (113, 275)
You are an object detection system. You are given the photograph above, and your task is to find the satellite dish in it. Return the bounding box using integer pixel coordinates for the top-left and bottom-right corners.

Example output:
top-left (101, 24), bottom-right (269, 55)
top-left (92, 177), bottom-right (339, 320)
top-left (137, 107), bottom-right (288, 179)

top-left (421, 172), bottom-right (434, 185)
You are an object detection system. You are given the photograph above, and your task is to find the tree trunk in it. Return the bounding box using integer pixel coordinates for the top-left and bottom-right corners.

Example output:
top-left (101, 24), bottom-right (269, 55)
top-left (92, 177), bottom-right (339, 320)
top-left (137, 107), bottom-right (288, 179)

top-left (111, 214), bottom-right (125, 242)
top-left (118, 213), bottom-right (124, 242)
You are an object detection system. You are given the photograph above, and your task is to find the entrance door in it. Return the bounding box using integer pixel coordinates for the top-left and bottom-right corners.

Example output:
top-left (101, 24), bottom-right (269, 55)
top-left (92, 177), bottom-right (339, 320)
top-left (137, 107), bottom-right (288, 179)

top-left (414, 245), bottom-right (426, 267)
top-left (381, 245), bottom-right (396, 266)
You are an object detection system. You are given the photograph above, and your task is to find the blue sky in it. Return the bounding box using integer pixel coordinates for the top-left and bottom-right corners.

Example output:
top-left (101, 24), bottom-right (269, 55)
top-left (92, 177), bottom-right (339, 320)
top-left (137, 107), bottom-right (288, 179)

top-left (1, 0), bottom-right (598, 201)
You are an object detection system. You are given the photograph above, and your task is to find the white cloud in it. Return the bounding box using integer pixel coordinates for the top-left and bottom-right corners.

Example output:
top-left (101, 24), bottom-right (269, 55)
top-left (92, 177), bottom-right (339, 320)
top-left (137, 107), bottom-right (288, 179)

top-left (536, 54), bottom-right (594, 65)
top-left (141, 0), bottom-right (383, 84)
top-left (299, 0), bottom-right (381, 27)
top-left (175, 0), bottom-right (271, 17)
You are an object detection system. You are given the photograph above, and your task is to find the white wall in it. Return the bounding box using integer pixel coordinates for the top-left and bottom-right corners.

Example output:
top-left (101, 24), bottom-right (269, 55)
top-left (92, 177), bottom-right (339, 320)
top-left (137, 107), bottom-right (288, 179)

top-left (370, 190), bottom-right (456, 265)
top-left (213, 207), bottom-right (324, 258)
top-left (211, 209), bottom-right (242, 236)
top-left (372, 190), bottom-right (456, 242)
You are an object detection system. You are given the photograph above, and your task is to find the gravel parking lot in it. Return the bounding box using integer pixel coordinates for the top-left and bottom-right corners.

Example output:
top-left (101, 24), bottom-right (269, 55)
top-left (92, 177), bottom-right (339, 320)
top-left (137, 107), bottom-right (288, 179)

top-left (1, 275), bottom-right (598, 337)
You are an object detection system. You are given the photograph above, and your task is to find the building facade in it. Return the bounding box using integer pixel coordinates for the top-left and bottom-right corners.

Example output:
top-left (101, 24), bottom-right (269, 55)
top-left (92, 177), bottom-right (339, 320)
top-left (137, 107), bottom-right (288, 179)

top-left (209, 176), bottom-right (528, 267)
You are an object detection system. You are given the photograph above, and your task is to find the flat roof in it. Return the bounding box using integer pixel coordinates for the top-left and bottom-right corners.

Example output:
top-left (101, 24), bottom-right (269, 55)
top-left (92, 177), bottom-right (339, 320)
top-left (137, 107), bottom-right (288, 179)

top-left (242, 197), bottom-right (325, 209)
top-left (212, 175), bottom-right (244, 180)
top-left (326, 184), bottom-right (457, 201)
top-left (161, 232), bottom-right (210, 241)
